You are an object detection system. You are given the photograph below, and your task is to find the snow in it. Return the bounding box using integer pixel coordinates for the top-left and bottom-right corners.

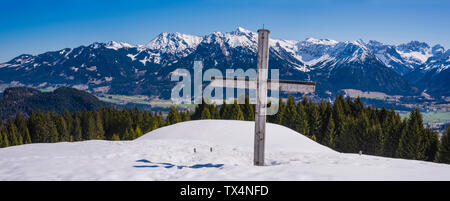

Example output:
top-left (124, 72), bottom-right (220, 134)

top-left (270, 39), bottom-right (300, 61)
top-left (86, 66), bottom-right (97, 71)
top-left (397, 50), bottom-right (432, 64)
top-left (106, 41), bottom-right (135, 50)
top-left (145, 32), bottom-right (202, 56)
top-left (304, 37), bottom-right (338, 45)
top-left (127, 54), bottom-right (137, 61)
top-left (0, 120), bottom-right (449, 181)
top-left (139, 56), bottom-right (150, 66)
top-left (302, 54), bottom-right (333, 67)
top-left (236, 27), bottom-right (252, 34)
top-left (224, 31), bottom-right (257, 49)
top-left (70, 66), bottom-right (79, 72)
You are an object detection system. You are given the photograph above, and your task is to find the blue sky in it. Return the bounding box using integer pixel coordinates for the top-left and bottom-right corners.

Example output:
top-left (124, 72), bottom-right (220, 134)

top-left (0, 0), bottom-right (449, 63)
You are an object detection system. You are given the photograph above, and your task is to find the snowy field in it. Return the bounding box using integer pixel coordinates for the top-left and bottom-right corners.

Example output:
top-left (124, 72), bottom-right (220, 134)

top-left (0, 120), bottom-right (449, 181)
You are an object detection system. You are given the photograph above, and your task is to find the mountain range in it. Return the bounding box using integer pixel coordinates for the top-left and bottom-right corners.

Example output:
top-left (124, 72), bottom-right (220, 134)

top-left (0, 27), bottom-right (448, 98)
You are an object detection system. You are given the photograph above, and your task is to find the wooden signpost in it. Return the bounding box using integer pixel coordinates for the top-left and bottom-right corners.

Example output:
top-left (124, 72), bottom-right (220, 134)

top-left (209, 29), bottom-right (316, 166)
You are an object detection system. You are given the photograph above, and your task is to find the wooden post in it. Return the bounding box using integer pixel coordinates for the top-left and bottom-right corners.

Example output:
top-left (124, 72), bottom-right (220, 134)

top-left (207, 29), bottom-right (315, 166)
top-left (254, 29), bottom-right (270, 166)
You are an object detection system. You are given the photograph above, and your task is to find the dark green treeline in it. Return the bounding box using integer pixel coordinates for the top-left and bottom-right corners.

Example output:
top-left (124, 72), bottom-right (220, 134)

top-left (0, 108), bottom-right (173, 146)
top-left (1, 95), bottom-right (449, 164)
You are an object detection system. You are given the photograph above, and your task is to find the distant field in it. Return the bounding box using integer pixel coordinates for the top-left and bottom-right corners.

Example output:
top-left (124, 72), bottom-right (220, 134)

top-left (97, 94), bottom-right (196, 110)
top-left (399, 111), bottom-right (450, 127)
top-left (343, 89), bottom-right (401, 101)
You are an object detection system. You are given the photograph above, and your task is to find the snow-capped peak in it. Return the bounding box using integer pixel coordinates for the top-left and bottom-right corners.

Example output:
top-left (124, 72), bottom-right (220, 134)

top-left (202, 28), bottom-right (258, 50)
top-left (106, 41), bottom-right (135, 50)
top-left (396, 41), bottom-right (433, 64)
top-left (432, 44), bottom-right (445, 55)
top-left (398, 41), bottom-right (430, 52)
top-left (232, 27), bottom-right (253, 35)
top-left (304, 37), bottom-right (338, 46)
top-left (354, 39), bottom-right (366, 46)
top-left (367, 40), bottom-right (385, 47)
top-left (145, 32), bottom-right (202, 55)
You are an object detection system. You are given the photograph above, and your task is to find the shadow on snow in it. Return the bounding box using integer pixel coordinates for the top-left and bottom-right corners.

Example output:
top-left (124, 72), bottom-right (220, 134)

top-left (134, 159), bottom-right (224, 169)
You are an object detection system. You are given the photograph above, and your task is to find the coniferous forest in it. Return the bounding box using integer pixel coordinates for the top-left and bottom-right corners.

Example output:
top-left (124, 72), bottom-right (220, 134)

top-left (0, 94), bottom-right (449, 164)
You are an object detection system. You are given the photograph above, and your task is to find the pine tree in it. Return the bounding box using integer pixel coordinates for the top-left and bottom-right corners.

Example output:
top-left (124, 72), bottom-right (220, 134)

top-left (210, 104), bottom-right (220, 119)
top-left (192, 98), bottom-right (207, 120)
top-left (180, 111), bottom-right (191, 122)
top-left (352, 97), bottom-right (364, 117)
top-left (46, 113), bottom-right (59, 143)
top-left (151, 113), bottom-right (160, 130)
top-left (284, 95), bottom-right (298, 129)
top-left (157, 111), bottom-right (165, 127)
top-left (366, 123), bottom-right (383, 155)
top-left (317, 99), bottom-right (328, 142)
top-left (274, 98), bottom-right (285, 124)
top-left (381, 110), bottom-right (402, 157)
top-left (111, 133), bottom-right (120, 141)
top-left (296, 103), bottom-right (309, 135)
top-left (322, 113), bottom-right (336, 148)
top-left (355, 111), bottom-right (381, 155)
top-left (72, 117), bottom-right (83, 141)
top-left (343, 97), bottom-right (352, 116)
top-left (143, 111), bottom-right (154, 132)
top-left (396, 109), bottom-right (421, 159)
top-left (6, 119), bottom-right (20, 146)
top-left (123, 128), bottom-right (134, 140)
top-left (220, 103), bottom-right (232, 120)
top-left (94, 111), bottom-right (105, 140)
top-left (0, 130), bottom-right (3, 148)
top-left (62, 110), bottom-right (74, 136)
top-left (230, 100), bottom-right (245, 120)
top-left (242, 96), bottom-right (254, 121)
top-left (135, 126), bottom-right (143, 138)
top-left (1, 131), bottom-right (9, 148)
top-left (201, 106), bottom-right (212, 119)
top-left (311, 135), bottom-right (317, 142)
top-left (167, 106), bottom-right (182, 125)
top-left (15, 113), bottom-right (31, 144)
top-left (423, 129), bottom-right (439, 161)
top-left (82, 112), bottom-right (96, 140)
top-left (28, 111), bottom-right (44, 143)
top-left (332, 97), bottom-right (346, 144)
top-left (335, 118), bottom-right (358, 153)
top-left (56, 116), bottom-right (70, 142)
top-left (308, 104), bottom-right (321, 138)
top-left (412, 108), bottom-right (428, 160)
top-left (435, 127), bottom-right (450, 164)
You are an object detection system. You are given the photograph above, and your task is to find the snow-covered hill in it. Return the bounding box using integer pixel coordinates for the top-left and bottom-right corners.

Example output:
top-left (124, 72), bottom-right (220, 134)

top-left (0, 120), bottom-right (449, 181)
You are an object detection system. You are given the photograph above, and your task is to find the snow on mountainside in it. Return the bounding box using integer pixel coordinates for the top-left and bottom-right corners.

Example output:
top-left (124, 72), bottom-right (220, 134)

top-left (0, 27), bottom-right (447, 97)
top-left (145, 32), bottom-right (203, 56)
top-left (105, 41), bottom-right (135, 50)
top-left (367, 40), bottom-right (413, 75)
top-left (423, 49), bottom-right (450, 73)
top-left (3, 27), bottom-right (443, 72)
top-left (397, 41), bottom-right (433, 65)
top-left (0, 120), bottom-right (449, 181)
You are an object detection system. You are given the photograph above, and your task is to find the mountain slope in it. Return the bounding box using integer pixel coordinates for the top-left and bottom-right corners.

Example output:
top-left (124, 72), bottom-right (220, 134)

top-left (0, 27), bottom-right (447, 97)
top-left (0, 86), bottom-right (110, 120)
top-left (0, 120), bottom-right (449, 181)
top-left (405, 49), bottom-right (450, 96)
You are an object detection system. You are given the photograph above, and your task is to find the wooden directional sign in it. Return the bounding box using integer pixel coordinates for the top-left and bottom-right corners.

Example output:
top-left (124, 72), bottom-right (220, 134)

top-left (209, 77), bottom-right (316, 93)
top-left (208, 29), bottom-right (316, 166)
